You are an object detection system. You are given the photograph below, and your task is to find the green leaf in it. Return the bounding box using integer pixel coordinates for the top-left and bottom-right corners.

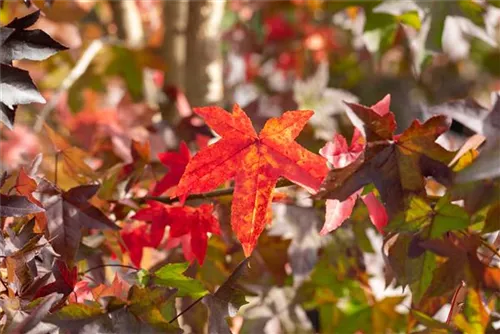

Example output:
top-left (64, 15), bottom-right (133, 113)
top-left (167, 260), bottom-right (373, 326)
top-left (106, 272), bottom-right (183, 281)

top-left (409, 250), bottom-right (436, 304)
top-left (482, 203), bottom-right (500, 234)
top-left (137, 269), bottom-right (150, 287)
top-left (398, 11), bottom-right (421, 30)
top-left (458, 0), bottom-right (486, 26)
top-left (412, 309), bottom-right (452, 331)
top-left (153, 263), bottom-right (208, 299)
top-left (325, 0), bottom-right (381, 13)
top-left (431, 196), bottom-right (470, 237)
top-left (46, 302), bottom-right (104, 329)
top-left (454, 289), bottom-right (491, 333)
top-left (387, 196), bottom-right (469, 238)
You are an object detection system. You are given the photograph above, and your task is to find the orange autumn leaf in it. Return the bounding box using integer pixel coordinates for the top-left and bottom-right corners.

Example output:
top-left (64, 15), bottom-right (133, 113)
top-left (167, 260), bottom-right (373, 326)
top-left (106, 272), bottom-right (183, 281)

top-left (174, 104), bottom-right (329, 256)
top-left (15, 168), bottom-right (47, 231)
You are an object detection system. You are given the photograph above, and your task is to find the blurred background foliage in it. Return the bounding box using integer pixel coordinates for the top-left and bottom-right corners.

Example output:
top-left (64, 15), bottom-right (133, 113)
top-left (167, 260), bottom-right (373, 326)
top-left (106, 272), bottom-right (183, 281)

top-left (1, 1), bottom-right (500, 333)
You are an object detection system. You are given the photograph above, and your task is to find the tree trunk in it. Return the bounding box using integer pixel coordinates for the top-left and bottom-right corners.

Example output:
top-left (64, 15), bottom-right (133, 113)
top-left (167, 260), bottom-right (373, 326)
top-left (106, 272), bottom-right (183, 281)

top-left (108, 0), bottom-right (144, 49)
top-left (161, 0), bottom-right (189, 122)
top-left (185, 0), bottom-right (226, 107)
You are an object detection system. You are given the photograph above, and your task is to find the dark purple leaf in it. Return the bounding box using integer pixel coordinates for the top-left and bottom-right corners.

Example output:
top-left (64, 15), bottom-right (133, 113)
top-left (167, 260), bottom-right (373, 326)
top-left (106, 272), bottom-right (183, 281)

top-left (1, 29), bottom-right (67, 63)
top-left (6, 10), bottom-right (40, 30)
top-left (0, 64), bottom-right (45, 106)
top-left (0, 194), bottom-right (44, 217)
top-left (37, 179), bottom-right (119, 262)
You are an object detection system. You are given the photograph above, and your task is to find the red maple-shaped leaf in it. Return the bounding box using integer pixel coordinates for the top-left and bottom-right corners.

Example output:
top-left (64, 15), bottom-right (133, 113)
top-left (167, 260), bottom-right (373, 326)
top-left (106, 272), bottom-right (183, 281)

top-left (34, 260), bottom-right (77, 299)
top-left (317, 95), bottom-right (455, 217)
top-left (131, 200), bottom-right (169, 247)
top-left (174, 104), bottom-right (329, 256)
top-left (120, 223), bottom-right (152, 267)
top-left (131, 202), bottom-right (220, 265)
top-left (319, 128), bottom-right (388, 234)
top-left (152, 141), bottom-right (190, 196)
top-left (164, 204), bottom-right (220, 265)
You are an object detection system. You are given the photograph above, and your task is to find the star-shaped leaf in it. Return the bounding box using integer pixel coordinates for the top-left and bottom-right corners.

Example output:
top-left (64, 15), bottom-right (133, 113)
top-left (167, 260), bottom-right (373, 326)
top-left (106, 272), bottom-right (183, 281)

top-left (34, 260), bottom-right (77, 300)
top-left (0, 194), bottom-right (44, 217)
top-left (152, 141), bottom-right (190, 196)
top-left (1, 10), bottom-right (67, 64)
top-left (203, 258), bottom-right (250, 334)
top-left (423, 94), bottom-right (500, 182)
top-left (132, 201), bottom-right (220, 265)
top-left (0, 10), bottom-right (66, 129)
top-left (174, 104), bottom-right (329, 256)
top-left (37, 179), bottom-right (119, 262)
top-left (319, 128), bottom-right (388, 234)
top-left (317, 95), bottom-right (455, 218)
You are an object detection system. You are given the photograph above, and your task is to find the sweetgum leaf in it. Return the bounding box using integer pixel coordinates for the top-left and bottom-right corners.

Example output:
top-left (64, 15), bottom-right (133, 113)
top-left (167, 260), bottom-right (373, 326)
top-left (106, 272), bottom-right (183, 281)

top-left (0, 64), bottom-right (45, 106)
top-left (152, 141), bottom-right (190, 196)
top-left (132, 201), bottom-right (220, 265)
top-left (9, 293), bottom-right (62, 334)
top-left (174, 104), bottom-right (329, 256)
top-left (34, 260), bottom-right (77, 300)
top-left (317, 95), bottom-right (454, 218)
top-left (203, 258), bottom-right (250, 334)
top-left (0, 194), bottom-right (44, 217)
top-left (387, 195), bottom-right (470, 238)
top-left (37, 179), bottom-right (119, 262)
top-left (453, 289), bottom-right (492, 333)
top-left (424, 95), bottom-right (500, 182)
top-left (0, 10), bottom-right (65, 129)
top-left (127, 285), bottom-right (180, 332)
top-left (5, 10), bottom-right (40, 30)
top-left (482, 203), bottom-right (500, 234)
top-left (152, 263), bottom-right (208, 299)
top-left (0, 28), bottom-right (67, 63)
top-left (46, 302), bottom-right (104, 329)
top-left (0, 103), bottom-right (16, 129)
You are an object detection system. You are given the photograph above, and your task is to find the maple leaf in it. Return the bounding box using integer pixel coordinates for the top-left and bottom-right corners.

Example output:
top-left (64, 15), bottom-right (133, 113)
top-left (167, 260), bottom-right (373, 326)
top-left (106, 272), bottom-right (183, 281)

top-left (120, 140), bottom-right (151, 179)
top-left (319, 128), bottom-right (388, 234)
top-left (423, 94), bottom-right (500, 182)
top-left (37, 179), bottom-right (119, 262)
top-left (0, 194), bottom-right (44, 217)
top-left (34, 260), bottom-right (77, 300)
top-left (44, 124), bottom-right (95, 180)
top-left (0, 10), bottom-right (66, 129)
top-left (317, 95), bottom-right (455, 217)
top-left (15, 168), bottom-right (47, 231)
top-left (120, 224), bottom-right (152, 267)
top-left (418, 233), bottom-right (500, 295)
top-left (152, 141), bottom-right (190, 196)
top-left (203, 258), bottom-right (250, 334)
top-left (165, 204), bottom-right (220, 265)
top-left (133, 201), bottom-right (220, 265)
top-left (174, 104), bottom-right (329, 256)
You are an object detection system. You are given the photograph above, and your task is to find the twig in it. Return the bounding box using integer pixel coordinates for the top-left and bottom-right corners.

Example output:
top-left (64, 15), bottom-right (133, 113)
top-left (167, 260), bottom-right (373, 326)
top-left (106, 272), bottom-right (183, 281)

top-left (80, 263), bottom-right (140, 275)
top-left (446, 281), bottom-right (467, 325)
top-left (137, 179), bottom-right (294, 204)
top-left (168, 296), bottom-right (204, 324)
top-left (34, 39), bottom-right (106, 132)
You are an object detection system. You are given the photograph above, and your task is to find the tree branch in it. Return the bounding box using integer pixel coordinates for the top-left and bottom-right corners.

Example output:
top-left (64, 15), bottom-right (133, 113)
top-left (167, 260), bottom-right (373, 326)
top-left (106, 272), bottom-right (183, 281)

top-left (34, 39), bottom-right (105, 132)
top-left (135, 179), bottom-right (295, 204)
